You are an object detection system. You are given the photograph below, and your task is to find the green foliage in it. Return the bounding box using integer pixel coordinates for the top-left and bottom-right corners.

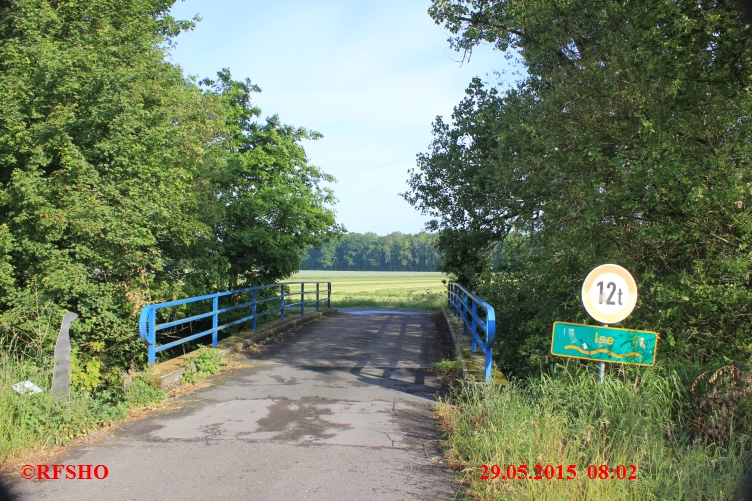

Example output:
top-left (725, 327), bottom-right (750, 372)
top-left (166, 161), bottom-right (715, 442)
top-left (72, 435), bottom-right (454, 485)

top-left (438, 368), bottom-right (752, 500)
top-left (69, 348), bottom-right (103, 393)
top-left (123, 374), bottom-right (164, 408)
top-left (0, 0), bottom-right (217, 370)
top-left (198, 70), bottom-right (344, 287)
top-left (431, 358), bottom-right (461, 375)
top-left (0, 354), bottom-right (127, 464)
top-left (0, 352), bottom-right (167, 464)
top-left (0, 0), bottom-right (342, 380)
top-left (407, 0), bottom-right (752, 375)
top-left (302, 232), bottom-right (441, 272)
top-left (182, 347), bottom-right (226, 384)
top-left (0, 281), bottom-right (60, 362)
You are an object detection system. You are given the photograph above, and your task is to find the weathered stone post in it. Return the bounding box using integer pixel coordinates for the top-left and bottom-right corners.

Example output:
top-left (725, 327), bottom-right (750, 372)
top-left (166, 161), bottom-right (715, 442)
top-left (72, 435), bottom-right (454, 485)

top-left (50, 311), bottom-right (78, 398)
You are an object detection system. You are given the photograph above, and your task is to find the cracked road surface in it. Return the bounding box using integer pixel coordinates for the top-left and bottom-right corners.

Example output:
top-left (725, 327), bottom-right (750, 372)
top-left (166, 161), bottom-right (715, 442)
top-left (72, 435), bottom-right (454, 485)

top-left (11, 309), bottom-right (458, 501)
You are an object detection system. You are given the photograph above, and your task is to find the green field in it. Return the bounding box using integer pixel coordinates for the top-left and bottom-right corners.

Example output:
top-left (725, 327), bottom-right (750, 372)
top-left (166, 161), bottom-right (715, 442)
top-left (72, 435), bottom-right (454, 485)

top-left (291, 270), bottom-right (449, 310)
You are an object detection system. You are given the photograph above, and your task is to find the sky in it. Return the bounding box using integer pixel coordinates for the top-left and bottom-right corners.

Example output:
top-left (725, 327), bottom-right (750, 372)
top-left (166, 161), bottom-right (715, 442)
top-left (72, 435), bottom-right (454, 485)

top-left (166, 0), bottom-right (522, 235)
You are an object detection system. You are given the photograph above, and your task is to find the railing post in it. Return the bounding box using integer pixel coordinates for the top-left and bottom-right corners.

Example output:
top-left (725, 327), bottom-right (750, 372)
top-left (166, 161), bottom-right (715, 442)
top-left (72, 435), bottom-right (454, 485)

top-left (148, 307), bottom-right (156, 368)
top-left (455, 287), bottom-right (462, 320)
top-left (486, 306), bottom-right (495, 347)
top-left (301, 283), bottom-right (305, 316)
top-left (471, 300), bottom-right (478, 351)
top-left (280, 284), bottom-right (285, 320)
top-left (485, 306), bottom-right (496, 383)
top-left (462, 293), bottom-right (469, 339)
top-left (327, 282), bottom-right (331, 308)
top-left (484, 349), bottom-right (493, 382)
top-left (316, 283), bottom-right (320, 311)
top-left (252, 289), bottom-right (258, 331)
top-left (212, 294), bottom-right (219, 348)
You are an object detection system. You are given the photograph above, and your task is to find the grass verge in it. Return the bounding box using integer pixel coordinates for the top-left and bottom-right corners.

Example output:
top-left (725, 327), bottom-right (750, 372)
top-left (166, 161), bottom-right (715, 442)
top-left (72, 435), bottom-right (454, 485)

top-left (0, 355), bottom-right (165, 467)
top-left (333, 293), bottom-right (445, 310)
top-left (437, 368), bottom-right (751, 500)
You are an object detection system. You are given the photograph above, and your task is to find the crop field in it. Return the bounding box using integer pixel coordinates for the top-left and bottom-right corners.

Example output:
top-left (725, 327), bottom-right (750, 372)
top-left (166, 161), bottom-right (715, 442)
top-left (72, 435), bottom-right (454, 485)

top-left (291, 270), bottom-right (448, 310)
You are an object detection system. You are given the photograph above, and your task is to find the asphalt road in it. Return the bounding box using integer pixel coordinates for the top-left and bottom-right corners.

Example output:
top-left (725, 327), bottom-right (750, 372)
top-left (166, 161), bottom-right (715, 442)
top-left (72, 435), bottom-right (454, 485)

top-left (9, 309), bottom-right (459, 501)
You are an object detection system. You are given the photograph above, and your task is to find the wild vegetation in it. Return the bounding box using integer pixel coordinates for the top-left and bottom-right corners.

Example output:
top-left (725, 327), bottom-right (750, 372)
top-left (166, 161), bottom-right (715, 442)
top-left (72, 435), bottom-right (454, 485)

top-left (406, 0), bottom-right (752, 375)
top-left (437, 365), bottom-right (751, 501)
top-left (0, 352), bottom-right (165, 465)
top-left (181, 347), bottom-right (227, 384)
top-left (0, 0), bottom-right (340, 381)
top-left (0, 0), bottom-right (340, 464)
top-left (301, 232), bottom-right (441, 272)
top-left (404, 1), bottom-right (752, 498)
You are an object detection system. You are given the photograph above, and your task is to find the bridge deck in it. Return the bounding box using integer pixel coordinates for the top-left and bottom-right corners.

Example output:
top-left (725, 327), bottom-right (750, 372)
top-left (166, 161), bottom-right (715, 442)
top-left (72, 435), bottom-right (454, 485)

top-left (12, 309), bottom-right (459, 501)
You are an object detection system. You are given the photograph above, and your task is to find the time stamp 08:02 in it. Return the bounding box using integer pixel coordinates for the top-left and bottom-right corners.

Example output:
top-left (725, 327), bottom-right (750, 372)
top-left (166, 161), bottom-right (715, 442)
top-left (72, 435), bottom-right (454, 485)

top-left (480, 464), bottom-right (638, 481)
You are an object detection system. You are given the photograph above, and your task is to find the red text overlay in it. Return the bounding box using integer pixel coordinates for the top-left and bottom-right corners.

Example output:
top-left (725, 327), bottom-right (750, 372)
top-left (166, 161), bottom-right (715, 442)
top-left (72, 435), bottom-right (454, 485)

top-left (480, 464), bottom-right (638, 481)
top-left (20, 464), bottom-right (109, 481)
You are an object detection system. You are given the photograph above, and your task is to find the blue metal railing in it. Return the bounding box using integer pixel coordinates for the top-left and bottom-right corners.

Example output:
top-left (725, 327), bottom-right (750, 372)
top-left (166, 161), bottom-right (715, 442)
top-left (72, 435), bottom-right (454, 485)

top-left (139, 281), bottom-right (331, 367)
top-left (448, 282), bottom-right (497, 382)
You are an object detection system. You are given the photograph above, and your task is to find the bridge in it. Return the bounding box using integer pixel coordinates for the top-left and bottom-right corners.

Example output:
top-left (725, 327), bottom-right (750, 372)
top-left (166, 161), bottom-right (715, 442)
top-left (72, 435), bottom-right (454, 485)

top-left (10, 283), bottom-right (497, 500)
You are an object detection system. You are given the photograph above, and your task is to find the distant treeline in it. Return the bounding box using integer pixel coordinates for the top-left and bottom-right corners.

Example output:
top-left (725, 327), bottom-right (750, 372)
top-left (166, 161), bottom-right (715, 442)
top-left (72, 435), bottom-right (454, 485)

top-left (301, 232), bottom-right (441, 271)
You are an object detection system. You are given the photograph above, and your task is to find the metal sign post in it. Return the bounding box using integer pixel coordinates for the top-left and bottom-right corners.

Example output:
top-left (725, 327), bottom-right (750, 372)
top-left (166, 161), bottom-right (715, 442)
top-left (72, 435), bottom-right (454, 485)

top-left (550, 264), bottom-right (658, 383)
top-left (599, 323), bottom-right (608, 384)
top-left (583, 264), bottom-right (636, 384)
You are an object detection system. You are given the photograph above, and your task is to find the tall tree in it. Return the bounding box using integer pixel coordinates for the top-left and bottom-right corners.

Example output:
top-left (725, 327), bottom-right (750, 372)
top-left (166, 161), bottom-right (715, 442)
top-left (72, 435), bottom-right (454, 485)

top-left (0, 0), bottom-right (216, 365)
top-left (0, 0), bottom-right (343, 378)
top-left (199, 71), bottom-right (343, 286)
top-left (301, 232), bottom-right (441, 271)
top-left (405, 0), bottom-right (752, 372)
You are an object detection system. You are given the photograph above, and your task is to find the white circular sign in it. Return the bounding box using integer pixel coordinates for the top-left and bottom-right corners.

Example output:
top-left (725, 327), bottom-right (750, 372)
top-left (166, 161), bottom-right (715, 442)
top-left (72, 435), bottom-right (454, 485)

top-left (581, 264), bottom-right (637, 324)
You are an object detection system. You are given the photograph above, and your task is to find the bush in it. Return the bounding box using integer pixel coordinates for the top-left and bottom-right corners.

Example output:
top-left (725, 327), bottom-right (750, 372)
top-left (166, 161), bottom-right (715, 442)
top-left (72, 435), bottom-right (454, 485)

top-left (123, 375), bottom-right (165, 409)
top-left (0, 368), bottom-right (127, 464)
top-left (182, 347), bottom-right (226, 384)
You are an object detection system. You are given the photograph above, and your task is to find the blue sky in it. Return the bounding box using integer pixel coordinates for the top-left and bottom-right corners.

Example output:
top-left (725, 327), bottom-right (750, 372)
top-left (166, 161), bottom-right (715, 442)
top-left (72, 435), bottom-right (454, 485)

top-left (167, 0), bottom-right (521, 235)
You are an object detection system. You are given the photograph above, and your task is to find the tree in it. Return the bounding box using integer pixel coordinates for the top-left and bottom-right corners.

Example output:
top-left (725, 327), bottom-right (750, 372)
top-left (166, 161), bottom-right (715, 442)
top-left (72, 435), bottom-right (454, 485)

top-left (0, 0), bottom-right (343, 378)
top-left (301, 232), bottom-right (441, 271)
top-left (0, 0), bottom-right (216, 367)
top-left (199, 70), bottom-right (343, 286)
top-left (405, 0), bottom-right (752, 373)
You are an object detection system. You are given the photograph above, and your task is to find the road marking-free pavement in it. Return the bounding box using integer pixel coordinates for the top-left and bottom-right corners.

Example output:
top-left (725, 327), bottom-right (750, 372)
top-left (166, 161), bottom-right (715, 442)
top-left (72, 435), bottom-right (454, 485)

top-left (10, 309), bottom-right (459, 501)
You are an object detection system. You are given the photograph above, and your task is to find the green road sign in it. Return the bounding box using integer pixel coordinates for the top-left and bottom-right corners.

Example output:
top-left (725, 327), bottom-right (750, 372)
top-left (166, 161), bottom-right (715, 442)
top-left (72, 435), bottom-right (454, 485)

top-left (551, 321), bottom-right (658, 366)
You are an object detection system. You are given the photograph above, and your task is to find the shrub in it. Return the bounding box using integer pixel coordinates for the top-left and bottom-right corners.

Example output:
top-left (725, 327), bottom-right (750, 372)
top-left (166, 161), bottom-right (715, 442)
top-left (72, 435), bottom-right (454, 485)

top-left (182, 347), bottom-right (226, 384)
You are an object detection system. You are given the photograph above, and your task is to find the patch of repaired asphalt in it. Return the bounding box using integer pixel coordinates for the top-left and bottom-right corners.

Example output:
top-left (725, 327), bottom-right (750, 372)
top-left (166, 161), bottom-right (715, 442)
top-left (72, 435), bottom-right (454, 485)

top-left (254, 397), bottom-right (350, 442)
top-left (270, 374), bottom-right (300, 386)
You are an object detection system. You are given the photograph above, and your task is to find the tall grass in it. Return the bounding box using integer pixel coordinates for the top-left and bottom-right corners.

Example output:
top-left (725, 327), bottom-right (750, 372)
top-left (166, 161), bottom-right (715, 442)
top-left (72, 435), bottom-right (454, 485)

top-left (0, 354), bottom-right (164, 466)
top-left (438, 367), bottom-right (751, 500)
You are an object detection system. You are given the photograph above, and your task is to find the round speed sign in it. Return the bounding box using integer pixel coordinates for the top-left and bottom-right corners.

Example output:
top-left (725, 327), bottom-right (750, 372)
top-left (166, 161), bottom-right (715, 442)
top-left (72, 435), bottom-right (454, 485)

top-left (581, 264), bottom-right (637, 324)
